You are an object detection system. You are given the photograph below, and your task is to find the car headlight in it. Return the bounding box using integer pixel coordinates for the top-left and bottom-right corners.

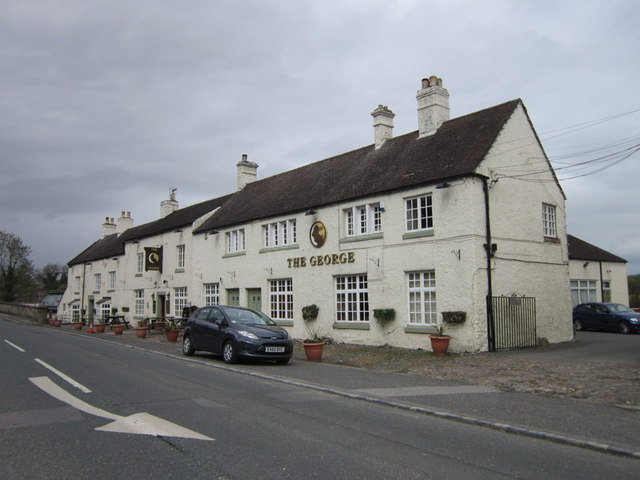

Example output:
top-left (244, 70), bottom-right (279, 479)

top-left (238, 330), bottom-right (258, 340)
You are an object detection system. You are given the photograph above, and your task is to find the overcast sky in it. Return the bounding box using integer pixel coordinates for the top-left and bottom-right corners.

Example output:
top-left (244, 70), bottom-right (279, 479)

top-left (1, 0), bottom-right (639, 276)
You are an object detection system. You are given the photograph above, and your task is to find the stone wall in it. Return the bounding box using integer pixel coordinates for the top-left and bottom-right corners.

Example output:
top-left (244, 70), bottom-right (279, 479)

top-left (0, 302), bottom-right (50, 324)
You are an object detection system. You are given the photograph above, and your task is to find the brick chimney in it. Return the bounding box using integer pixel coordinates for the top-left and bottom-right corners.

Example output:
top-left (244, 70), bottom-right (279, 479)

top-left (236, 154), bottom-right (258, 190)
top-left (101, 217), bottom-right (116, 238)
top-left (160, 189), bottom-right (179, 218)
top-left (117, 211), bottom-right (133, 235)
top-left (371, 105), bottom-right (395, 149)
top-left (416, 76), bottom-right (450, 137)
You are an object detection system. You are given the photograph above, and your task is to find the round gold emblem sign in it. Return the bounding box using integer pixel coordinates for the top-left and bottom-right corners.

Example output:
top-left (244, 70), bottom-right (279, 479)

top-left (309, 221), bottom-right (327, 248)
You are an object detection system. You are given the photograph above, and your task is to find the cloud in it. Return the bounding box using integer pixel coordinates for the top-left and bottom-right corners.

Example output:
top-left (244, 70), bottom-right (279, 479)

top-left (0, 0), bottom-right (638, 277)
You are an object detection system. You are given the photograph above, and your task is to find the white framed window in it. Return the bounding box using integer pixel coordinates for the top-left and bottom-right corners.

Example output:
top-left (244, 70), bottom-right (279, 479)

top-left (99, 303), bottom-right (111, 322)
top-left (344, 203), bottom-right (382, 237)
top-left (137, 253), bottom-right (144, 273)
top-left (542, 204), bottom-right (557, 238)
top-left (263, 220), bottom-right (297, 248)
top-left (603, 281), bottom-right (611, 302)
top-left (176, 244), bottom-right (186, 269)
top-left (270, 279), bottom-right (293, 320)
top-left (226, 229), bottom-right (245, 253)
top-left (74, 276), bottom-right (81, 293)
top-left (108, 271), bottom-right (116, 290)
top-left (204, 283), bottom-right (220, 306)
top-left (336, 275), bottom-right (369, 322)
top-left (174, 287), bottom-right (188, 317)
top-left (71, 304), bottom-right (80, 322)
top-left (94, 273), bottom-right (101, 291)
top-left (134, 289), bottom-right (144, 316)
top-left (407, 271), bottom-right (437, 324)
top-left (405, 194), bottom-right (433, 232)
top-left (571, 280), bottom-right (596, 306)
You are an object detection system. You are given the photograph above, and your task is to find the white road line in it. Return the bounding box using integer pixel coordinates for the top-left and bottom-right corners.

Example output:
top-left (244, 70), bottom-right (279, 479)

top-left (30, 376), bottom-right (214, 440)
top-left (34, 358), bottom-right (92, 394)
top-left (4, 340), bottom-right (26, 352)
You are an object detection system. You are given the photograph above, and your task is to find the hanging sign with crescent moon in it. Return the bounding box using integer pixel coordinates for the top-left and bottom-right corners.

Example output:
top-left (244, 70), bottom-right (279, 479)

top-left (144, 247), bottom-right (163, 273)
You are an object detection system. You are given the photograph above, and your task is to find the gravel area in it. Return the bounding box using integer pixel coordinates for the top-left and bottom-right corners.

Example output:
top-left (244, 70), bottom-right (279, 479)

top-left (293, 342), bottom-right (640, 410)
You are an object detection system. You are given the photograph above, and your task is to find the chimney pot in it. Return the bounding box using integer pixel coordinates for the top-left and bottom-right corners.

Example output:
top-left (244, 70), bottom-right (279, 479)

top-left (236, 154), bottom-right (259, 190)
top-left (417, 75), bottom-right (450, 137)
top-left (371, 104), bottom-right (395, 149)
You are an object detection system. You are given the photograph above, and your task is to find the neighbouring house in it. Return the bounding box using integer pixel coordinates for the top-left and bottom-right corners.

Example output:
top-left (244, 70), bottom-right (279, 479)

top-left (58, 76), bottom-right (577, 352)
top-left (568, 234), bottom-right (629, 306)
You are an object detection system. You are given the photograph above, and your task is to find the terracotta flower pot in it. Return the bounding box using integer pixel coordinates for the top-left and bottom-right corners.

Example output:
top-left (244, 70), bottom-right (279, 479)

top-left (429, 335), bottom-right (451, 356)
top-left (53, 319), bottom-right (62, 327)
top-left (113, 324), bottom-right (125, 335)
top-left (303, 342), bottom-right (325, 362)
top-left (95, 323), bottom-right (106, 333)
top-left (73, 322), bottom-right (83, 330)
top-left (165, 329), bottom-right (179, 342)
top-left (135, 327), bottom-right (148, 339)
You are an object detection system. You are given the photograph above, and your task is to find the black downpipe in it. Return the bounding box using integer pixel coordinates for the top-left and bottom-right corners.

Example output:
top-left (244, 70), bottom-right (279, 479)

top-left (483, 178), bottom-right (496, 352)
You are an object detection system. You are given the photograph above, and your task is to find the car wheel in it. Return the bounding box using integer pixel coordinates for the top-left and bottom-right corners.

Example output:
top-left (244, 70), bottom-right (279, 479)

top-left (182, 334), bottom-right (195, 356)
top-left (222, 341), bottom-right (239, 364)
top-left (573, 319), bottom-right (583, 331)
top-left (618, 321), bottom-right (631, 334)
top-left (276, 358), bottom-right (290, 365)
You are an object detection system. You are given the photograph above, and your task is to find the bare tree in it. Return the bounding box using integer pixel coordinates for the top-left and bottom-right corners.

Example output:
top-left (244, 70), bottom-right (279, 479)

top-left (0, 230), bottom-right (35, 302)
top-left (37, 263), bottom-right (68, 292)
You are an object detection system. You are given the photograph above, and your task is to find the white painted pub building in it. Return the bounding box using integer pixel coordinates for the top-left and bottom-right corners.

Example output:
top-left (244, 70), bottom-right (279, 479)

top-left (59, 76), bottom-right (621, 353)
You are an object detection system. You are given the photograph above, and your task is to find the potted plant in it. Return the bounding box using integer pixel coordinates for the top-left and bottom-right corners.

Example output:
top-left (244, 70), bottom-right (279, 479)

top-left (429, 324), bottom-right (451, 356)
top-left (302, 322), bottom-right (326, 362)
top-left (53, 318), bottom-right (62, 327)
top-left (301, 304), bottom-right (319, 321)
top-left (112, 323), bottom-right (125, 335)
top-left (72, 320), bottom-right (83, 330)
top-left (94, 321), bottom-right (106, 333)
top-left (135, 319), bottom-right (148, 339)
top-left (373, 308), bottom-right (396, 325)
top-left (165, 318), bottom-right (180, 342)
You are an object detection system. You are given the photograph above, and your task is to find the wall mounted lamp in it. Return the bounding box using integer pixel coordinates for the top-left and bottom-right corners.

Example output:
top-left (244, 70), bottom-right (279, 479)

top-left (305, 210), bottom-right (317, 216)
top-left (436, 182), bottom-right (451, 189)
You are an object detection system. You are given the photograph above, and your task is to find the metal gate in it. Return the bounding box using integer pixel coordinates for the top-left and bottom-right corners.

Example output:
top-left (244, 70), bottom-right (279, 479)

top-left (491, 295), bottom-right (537, 350)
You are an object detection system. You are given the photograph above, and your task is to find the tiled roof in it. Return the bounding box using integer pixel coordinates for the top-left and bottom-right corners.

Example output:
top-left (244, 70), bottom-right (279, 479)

top-left (68, 195), bottom-right (232, 266)
top-left (568, 235), bottom-right (626, 263)
top-left (195, 99), bottom-right (522, 233)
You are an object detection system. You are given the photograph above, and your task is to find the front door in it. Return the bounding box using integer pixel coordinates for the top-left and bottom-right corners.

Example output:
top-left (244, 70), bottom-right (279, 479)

top-left (247, 288), bottom-right (262, 312)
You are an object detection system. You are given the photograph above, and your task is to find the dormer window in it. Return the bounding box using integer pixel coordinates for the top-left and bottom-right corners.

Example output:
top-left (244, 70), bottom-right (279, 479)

top-left (344, 203), bottom-right (381, 237)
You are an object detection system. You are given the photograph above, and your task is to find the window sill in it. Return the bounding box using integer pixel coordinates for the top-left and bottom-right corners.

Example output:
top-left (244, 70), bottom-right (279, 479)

top-left (274, 320), bottom-right (294, 327)
top-left (402, 229), bottom-right (434, 240)
top-left (544, 236), bottom-right (560, 243)
top-left (404, 324), bottom-right (439, 334)
top-left (223, 251), bottom-right (246, 258)
top-left (332, 322), bottom-right (370, 331)
top-left (259, 244), bottom-right (299, 254)
top-left (339, 232), bottom-right (383, 244)
top-left (175, 268), bottom-right (185, 273)
top-left (135, 273), bottom-right (143, 277)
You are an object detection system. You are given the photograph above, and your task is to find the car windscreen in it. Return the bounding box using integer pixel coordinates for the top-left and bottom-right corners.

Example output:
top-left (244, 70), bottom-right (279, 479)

top-left (606, 303), bottom-right (633, 313)
top-left (226, 308), bottom-right (277, 326)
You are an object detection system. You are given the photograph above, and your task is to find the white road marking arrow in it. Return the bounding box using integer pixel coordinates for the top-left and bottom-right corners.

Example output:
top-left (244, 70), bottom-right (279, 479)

top-left (29, 376), bottom-right (213, 441)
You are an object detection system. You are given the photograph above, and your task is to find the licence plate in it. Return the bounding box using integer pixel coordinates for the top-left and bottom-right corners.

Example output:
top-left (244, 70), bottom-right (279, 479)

top-left (265, 346), bottom-right (285, 353)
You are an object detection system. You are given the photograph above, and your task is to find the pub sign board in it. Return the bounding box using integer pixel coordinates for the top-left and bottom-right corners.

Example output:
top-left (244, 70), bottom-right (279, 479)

top-left (145, 246), bottom-right (163, 273)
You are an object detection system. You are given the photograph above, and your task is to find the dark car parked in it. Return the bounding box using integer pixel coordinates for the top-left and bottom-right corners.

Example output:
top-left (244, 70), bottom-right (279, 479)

top-left (182, 305), bottom-right (293, 364)
top-left (572, 302), bottom-right (640, 334)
